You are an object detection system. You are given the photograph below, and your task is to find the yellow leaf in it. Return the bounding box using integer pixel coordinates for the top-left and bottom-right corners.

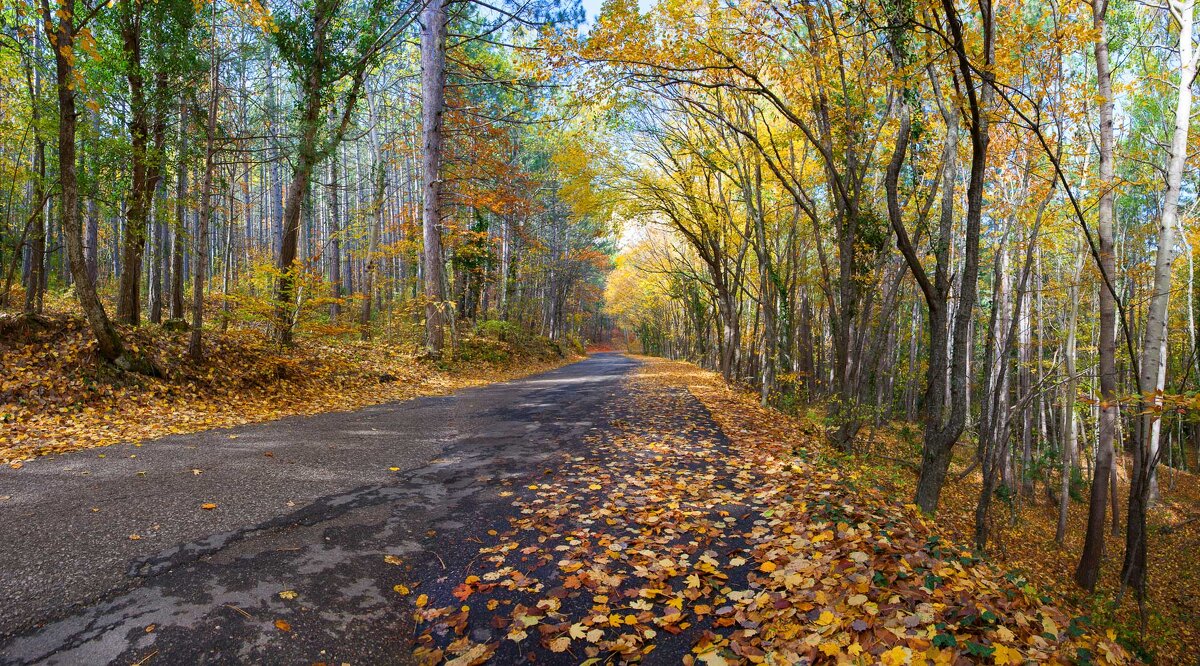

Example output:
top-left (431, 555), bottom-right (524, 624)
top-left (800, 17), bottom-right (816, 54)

top-left (200, 502), bottom-right (218, 510)
top-left (415, 594), bottom-right (428, 607)
top-left (759, 561), bottom-right (777, 573)
top-left (993, 644), bottom-right (1022, 665)
top-left (274, 619), bottom-right (291, 632)
top-left (880, 646), bottom-right (909, 666)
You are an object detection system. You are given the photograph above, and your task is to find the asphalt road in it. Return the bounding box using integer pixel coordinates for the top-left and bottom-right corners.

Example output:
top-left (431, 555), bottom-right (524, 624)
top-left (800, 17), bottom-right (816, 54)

top-left (0, 352), bottom-right (639, 665)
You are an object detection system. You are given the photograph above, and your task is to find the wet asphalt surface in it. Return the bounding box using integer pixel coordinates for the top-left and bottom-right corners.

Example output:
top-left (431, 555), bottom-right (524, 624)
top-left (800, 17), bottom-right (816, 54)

top-left (0, 353), bottom-right (640, 665)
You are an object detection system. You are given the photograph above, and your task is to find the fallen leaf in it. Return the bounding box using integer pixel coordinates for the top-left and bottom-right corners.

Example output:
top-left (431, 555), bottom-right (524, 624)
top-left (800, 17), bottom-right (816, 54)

top-left (445, 642), bottom-right (495, 666)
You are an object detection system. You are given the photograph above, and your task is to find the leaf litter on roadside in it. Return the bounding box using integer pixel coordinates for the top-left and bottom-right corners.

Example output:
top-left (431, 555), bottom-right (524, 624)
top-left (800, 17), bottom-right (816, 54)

top-left (1, 312), bottom-right (575, 464)
top-left (408, 358), bottom-right (1131, 665)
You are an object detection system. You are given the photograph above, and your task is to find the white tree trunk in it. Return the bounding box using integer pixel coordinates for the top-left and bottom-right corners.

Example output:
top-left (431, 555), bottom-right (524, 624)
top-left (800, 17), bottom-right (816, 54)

top-left (420, 0), bottom-right (448, 356)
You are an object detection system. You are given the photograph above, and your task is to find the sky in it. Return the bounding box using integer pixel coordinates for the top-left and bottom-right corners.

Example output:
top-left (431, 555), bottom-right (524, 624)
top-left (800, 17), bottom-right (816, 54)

top-left (579, 0), bottom-right (656, 28)
top-left (581, 0), bottom-right (605, 23)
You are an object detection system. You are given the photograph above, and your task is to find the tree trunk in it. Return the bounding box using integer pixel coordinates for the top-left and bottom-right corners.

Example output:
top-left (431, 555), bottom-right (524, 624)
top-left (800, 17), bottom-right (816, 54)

top-left (1120, 0), bottom-right (1196, 603)
top-left (361, 94), bottom-right (385, 341)
top-left (327, 133), bottom-right (342, 321)
top-left (1058, 248), bottom-right (1084, 543)
top-left (41, 2), bottom-right (129, 367)
top-left (189, 12), bottom-right (220, 361)
top-left (23, 28), bottom-right (46, 315)
top-left (272, 8), bottom-right (328, 344)
top-left (420, 0), bottom-right (449, 356)
top-left (171, 97), bottom-right (188, 320)
top-left (1076, 0), bottom-right (1120, 592)
top-left (116, 6), bottom-right (167, 326)
top-left (914, 0), bottom-right (992, 513)
top-left (148, 183), bottom-right (166, 323)
top-left (24, 143), bottom-right (46, 316)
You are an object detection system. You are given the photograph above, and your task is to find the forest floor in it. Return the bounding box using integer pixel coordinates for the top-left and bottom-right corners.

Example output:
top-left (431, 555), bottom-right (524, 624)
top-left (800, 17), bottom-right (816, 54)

top-left (642, 360), bottom-right (1199, 663)
top-left (0, 307), bottom-right (575, 464)
top-left (851, 404), bottom-right (1200, 664)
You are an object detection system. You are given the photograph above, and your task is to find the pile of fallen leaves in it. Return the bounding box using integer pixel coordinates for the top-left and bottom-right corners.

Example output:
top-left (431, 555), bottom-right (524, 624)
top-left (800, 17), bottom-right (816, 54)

top-left (407, 358), bottom-right (1131, 664)
top-left (0, 311), bottom-right (574, 464)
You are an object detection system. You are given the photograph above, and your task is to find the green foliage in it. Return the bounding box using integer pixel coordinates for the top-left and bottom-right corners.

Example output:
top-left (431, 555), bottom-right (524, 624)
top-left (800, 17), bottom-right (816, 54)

top-left (476, 319), bottom-right (522, 342)
top-left (456, 336), bottom-right (514, 364)
top-left (459, 319), bottom-right (570, 365)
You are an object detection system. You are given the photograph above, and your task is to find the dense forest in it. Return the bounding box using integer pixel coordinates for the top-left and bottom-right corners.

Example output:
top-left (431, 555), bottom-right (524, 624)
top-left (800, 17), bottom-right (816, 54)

top-left (0, 0), bottom-right (611, 362)
top-left (2, 0), bottom-right (1199, 660)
